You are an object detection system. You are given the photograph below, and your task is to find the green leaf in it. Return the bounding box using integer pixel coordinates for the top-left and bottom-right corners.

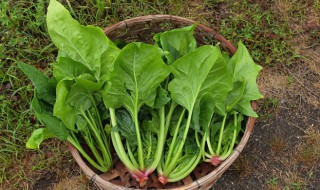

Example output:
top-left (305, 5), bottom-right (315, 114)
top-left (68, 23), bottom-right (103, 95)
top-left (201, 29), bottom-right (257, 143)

top-left (26, 128), bottom-right (55, 149)
top-left (225, 80), bottom-right (246, 112)
top-left (154, 24), bottom-right (197, 64)
top-left (191, 101), bottom-right (201, 133)
top-left (168, 45), bottom-right (232, 113)
top-left (17, 62), bottom-right (56, 105)
top-left (47, 0), bottom-right (118, 80)
top-left (228, 41), bottom-right (263, 117)
top-left (66, 76), bottom-right (103, 111)
top-left (235, 100), bottom-right (258, 117)
top-left (53, 52), bottom-right (91, 82)
top-left (154, 87), bottom-right (171, 108)
top-left (113, 110), bottom-right (137, 145)
top-left (32, 93), bottom-right (69, 140)
top-left (102, 42), bottom-right (171, 113)
top-left (53, 79), bottom-right (77, 130)
top-left (229, 41), bottom-right (263, 100)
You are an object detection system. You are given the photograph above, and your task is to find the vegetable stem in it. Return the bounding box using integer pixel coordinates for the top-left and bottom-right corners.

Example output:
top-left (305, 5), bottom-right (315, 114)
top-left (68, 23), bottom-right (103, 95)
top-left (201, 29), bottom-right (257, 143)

top-left (133, 108), bottom-right (144, 170)
top-left (164, 110), bottom-right (192, 175)
top-left (220, 113), bottom-right (238, 160)
top-left (164, 109), bottom-right (185, 169)
top-left (146, 106), bottom-right (166, 174)
top-left (126, 140), bottom-right (139, 168)
top-left (67, 135), bottom-right (107, 172)
top-left (109, 108), bottom-right (137, 172)
top-left (216, 114), bottom-right (227, 155)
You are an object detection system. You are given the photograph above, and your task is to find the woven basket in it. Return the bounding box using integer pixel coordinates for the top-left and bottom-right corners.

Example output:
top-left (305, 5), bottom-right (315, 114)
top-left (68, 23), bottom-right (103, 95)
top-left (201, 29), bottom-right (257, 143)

top-left (68, 15), bottom-right (257, 190)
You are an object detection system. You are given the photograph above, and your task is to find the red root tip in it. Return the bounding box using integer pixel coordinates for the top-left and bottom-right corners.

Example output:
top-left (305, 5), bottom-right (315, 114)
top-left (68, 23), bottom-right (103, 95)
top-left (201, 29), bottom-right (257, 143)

top-left (158, 175), bottom-right (168, 185)
top-left (139, 176), bottom-right (148, 187)
top-left (131, 171), bottom-right (149, 187)
top-left (211, 156), bottom-right (221, 166)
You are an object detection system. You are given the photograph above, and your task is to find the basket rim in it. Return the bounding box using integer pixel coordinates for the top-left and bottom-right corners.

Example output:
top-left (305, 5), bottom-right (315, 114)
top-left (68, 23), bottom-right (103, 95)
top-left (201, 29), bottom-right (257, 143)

top-left (68, 14), bottom-right (257, 190)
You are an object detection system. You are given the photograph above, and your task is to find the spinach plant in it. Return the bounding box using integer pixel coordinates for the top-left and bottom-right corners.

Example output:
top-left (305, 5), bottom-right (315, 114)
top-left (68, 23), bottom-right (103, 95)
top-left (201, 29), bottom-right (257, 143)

top-left (202, 42), bottom-right (263, 166)
top-left (102, 42), bottom-right (171, 186)
top-left (19, 0), bottom-right (119, 172)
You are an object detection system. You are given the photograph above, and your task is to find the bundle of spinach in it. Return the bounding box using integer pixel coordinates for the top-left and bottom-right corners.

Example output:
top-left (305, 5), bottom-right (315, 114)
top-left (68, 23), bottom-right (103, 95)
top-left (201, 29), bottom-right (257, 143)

top-left (18, 0), bottom-right (118, 172)
top-left (20, 0), bottom-right (263, 186)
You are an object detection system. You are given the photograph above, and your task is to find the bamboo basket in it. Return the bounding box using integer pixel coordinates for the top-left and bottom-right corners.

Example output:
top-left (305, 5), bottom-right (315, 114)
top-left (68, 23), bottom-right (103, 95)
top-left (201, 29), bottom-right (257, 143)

top-left (68, 15), bottom-right (258, 190)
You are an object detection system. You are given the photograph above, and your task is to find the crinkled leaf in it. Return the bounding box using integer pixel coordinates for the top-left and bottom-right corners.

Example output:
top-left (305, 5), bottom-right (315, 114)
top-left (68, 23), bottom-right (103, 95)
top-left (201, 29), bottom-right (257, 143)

top-left (102, 42), bottom-right (171, 114)
top-left (154, 87), bottom-right (171, 108)
top-left (66, 76), bottom-right (103, 111)
top-left (184, 133), bottom-right (199, 154)
top-left (141, 110), bottom-right (160, 134)
top-left (142, 132), bottom-right (158, 167)
top-left (154, 24), bottom-right (197, 64)
top-left (113, 110), bottom-right (137, 145)
top-left (53, 52), bottom-right (91, 82)
top-left (17, 62), bottom-right (56, 105)
top-left (75, 115), bottom-right (87, 131)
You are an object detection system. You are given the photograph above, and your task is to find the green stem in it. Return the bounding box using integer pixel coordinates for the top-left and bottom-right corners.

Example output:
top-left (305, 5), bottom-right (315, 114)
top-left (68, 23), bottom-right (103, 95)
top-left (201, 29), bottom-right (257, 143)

top-left (195, 131), bottom-right (200, 147)
top-left (109, 108), bottom-right (137, 172)
top-left (164, 109), bottom-right (185, 169)
top-left (167, 154), bottom-right (201, 182)
top-left (83, 110), bottom-right (110, 166)
top-left (206, 135), bottom-right (215, 155)
top-left (81, 130), bottom-right (104, 166)
top-left (168, 131), bottom-right (206, 182)
top-left (133, 108), bottom-right (144, 170)
top-left (91, 97), bottom-right (108, 145)
top-left (67, 135), bottom-right (107, 172)
top-left (220, 113), bottom-right (238, 160)
top-left (164, 110), bottom-right (192, 176)
top-left (126, 140), bottom-right (139, 168)
top-left (216, 114), bottom-right (227, 155)
top-left (146, 106), bottom-right (166, 174)
top-left (146, 133), bottom-right (152, 160)
top-left (168, 154), bottom-right (198, 180)
top-left (165, 101), bottom-right (177, 134)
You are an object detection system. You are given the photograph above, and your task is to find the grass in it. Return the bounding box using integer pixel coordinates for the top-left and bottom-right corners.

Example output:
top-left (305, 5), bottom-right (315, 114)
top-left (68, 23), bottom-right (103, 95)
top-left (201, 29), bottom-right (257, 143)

top-left (1, 0), bottom-right (319, 189)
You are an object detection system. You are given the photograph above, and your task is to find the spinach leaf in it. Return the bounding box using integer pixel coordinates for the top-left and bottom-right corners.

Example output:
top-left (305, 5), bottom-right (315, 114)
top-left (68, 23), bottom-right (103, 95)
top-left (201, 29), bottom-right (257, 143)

top-left (32, 92), bottom-right (69, 140)
top-left (53, 52), bottom-right (91, 82)
top-left (17, 62), bottom-right (56, 105)
top-left (154, 24), bottom-right (197, 64)
top-left (53, 79), bottom-right (76, 130)
top-left (102, 42), bottom-right (170, 112)
top-left (26, 128), bottom-right (55, 149)
top-left (169, 45), bottom-right (232, 113)
top-left (228, 41), bottom-right (263, 117)
top-left (47, 0), bottom-right (118, 80)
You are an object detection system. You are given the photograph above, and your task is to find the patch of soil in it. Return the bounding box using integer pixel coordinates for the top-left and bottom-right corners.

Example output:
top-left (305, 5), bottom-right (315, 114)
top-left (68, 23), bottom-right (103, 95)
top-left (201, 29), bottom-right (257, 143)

top-left (31, 172), bottom-right (59, 190)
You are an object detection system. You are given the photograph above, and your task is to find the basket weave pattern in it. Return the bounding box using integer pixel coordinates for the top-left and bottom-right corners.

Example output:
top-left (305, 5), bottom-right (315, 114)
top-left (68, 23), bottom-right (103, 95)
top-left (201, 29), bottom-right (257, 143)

top-left (68, 15), bottom-right (257, 190)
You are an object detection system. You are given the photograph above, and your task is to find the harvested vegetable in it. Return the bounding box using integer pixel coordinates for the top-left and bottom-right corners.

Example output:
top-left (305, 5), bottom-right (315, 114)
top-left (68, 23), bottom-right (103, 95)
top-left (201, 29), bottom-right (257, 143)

top-left (19, 0), bottom-right (263, 186)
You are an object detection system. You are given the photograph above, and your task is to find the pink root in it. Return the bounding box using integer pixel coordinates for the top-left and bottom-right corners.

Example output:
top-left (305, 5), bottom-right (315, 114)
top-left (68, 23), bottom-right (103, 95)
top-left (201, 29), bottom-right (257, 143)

top-left (158, 174), bottom-right (168, 185)
top-left (210, 156), bottom-right (221, 166)
top-left (131, 170), bottom-right (149, 187)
